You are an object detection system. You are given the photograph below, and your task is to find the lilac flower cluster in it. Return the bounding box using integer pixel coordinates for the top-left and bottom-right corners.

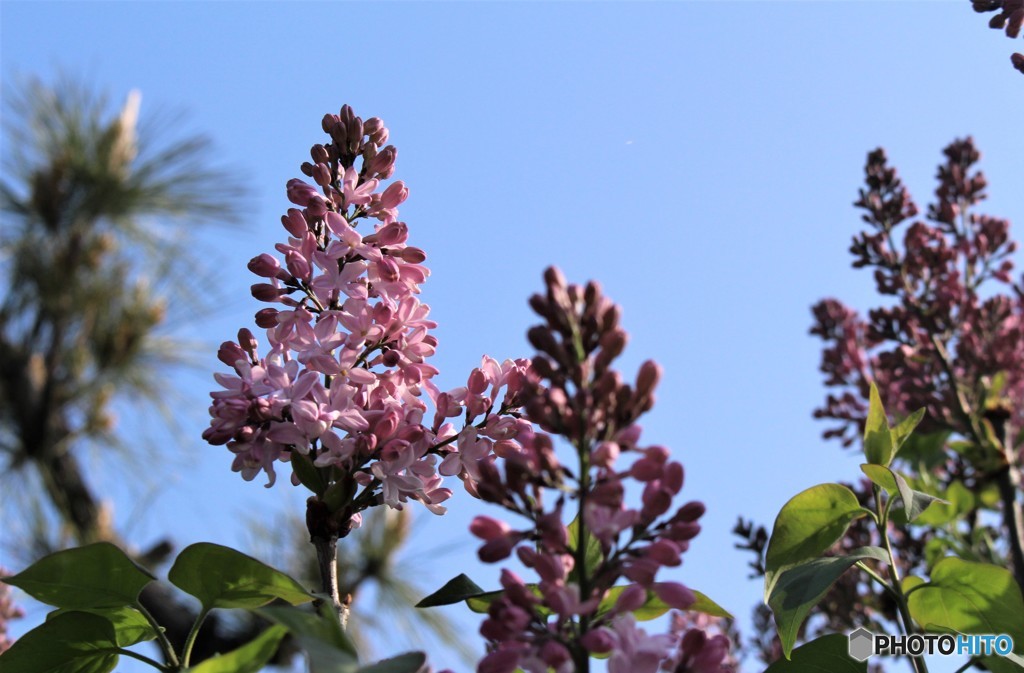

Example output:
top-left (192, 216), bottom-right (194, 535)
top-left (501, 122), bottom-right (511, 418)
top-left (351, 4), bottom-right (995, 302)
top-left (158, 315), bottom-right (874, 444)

top-left (811, 139), bottom-right (1023, 447)
top-left (468, 268), bottom-right (729, 673)
top-left (204, 106), bottom-right (529, 533)
top-left (971, 0), bottom-right (1024, 73)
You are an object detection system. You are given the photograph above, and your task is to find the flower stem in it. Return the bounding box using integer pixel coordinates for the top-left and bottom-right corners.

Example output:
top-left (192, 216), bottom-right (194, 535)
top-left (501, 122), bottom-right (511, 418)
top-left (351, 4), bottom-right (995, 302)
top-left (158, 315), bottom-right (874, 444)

top-left (181, 607), bottom-right (209, 668)
top-left (313, 534), bottom-right (349, 629)
top-left (115, 647), bottom-right (171, 671)
top-left (133, 600), bottom-right (180, 668)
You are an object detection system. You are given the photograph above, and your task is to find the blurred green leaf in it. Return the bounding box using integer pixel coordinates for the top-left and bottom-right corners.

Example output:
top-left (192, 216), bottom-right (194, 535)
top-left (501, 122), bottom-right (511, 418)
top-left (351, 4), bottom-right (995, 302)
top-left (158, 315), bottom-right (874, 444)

top-left (863, 383), bottom-right (894, 466)
top-left (907, 558), bottom-right (1024, 673)
top-left (189, 624), bottom-right (288, 673)
top-left (890, 407), bottom-right (925, 458)
top-left (260, 604), bottom-right (359, 673)
top-left (358, 652), bottom-right (427, 673)
top-left (415, 573), bottom-right (486, 608)
top-left (566, 514), bottom-right (603, 584)
top-left (764, 633), bottom-right (866, 672)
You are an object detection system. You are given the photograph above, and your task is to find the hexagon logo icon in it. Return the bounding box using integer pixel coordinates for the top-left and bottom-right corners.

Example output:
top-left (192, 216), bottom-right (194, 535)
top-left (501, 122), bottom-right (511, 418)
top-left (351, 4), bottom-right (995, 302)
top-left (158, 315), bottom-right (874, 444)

top-left (848, 628), bottom-right (875, 662)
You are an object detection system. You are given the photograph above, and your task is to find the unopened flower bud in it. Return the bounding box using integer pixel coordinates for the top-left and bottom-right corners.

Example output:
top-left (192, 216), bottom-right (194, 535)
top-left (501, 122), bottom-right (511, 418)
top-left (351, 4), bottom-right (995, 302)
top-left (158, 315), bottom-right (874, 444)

top-left (376, 221), bottom-right (408, 246)
top-left (311, 144), bottom-right (330, 164)
top-left (379, 181), bottom-right (409, 209)
top-left (254, 308), bottom-right (279, 328)
top-left (635, 360), bottom-right (662, 399)
top-left (281, 208), bottom-right (308, 237)
top-left (248, 253), bottom-right (282, 278)
top-left (581, 628), bottom-right (615, 653)
top-left (399, 246), bottom-right (426, 263)
top-left (654, 582), bottom-right (695, 610)
top-left (217, 341), bottom-right (247, 367)
top-left (237, 328), bottom-right (258, 355)
top-left (673, 500), bottom-right (706, 523)
top-left (251, 283), bottom-right (287, 302)
top-left (313, 162), bottom-right (332, 187)
top-left (614, 583), bottom-right (647, 613)
top-left (470, 515), bottom-right (510, 541)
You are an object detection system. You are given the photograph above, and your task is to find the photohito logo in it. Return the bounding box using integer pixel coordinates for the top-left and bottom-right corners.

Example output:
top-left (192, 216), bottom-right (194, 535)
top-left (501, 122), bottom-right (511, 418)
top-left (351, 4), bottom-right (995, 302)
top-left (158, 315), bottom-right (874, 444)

top-left (848, 628), bottom-right (1015, 661)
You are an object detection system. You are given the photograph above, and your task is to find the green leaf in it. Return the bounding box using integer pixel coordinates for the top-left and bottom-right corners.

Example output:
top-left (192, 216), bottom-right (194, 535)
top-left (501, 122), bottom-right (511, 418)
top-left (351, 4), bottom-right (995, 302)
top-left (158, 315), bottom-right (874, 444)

top-left (415, 573), bottom-right (486, 608)
top-left (897, 430), bottom-right (951, 471)
top-left (358, 652), bottom-right (427, 673)
top-left (764, 483), bottom-right (866, 600)
top-left (189, 624), bottom-right (288, 673)
top-left (890, 489), bottom-right (947, 525)
top-left (908, 558), bottom-right (1024, 673)
top-left (764, 633), bottom-right (867, 672)
top-left (0, 611), bottom-right (121, 673)
top-left (465, 589), bottom-right (504, 614)
top-left (890, 407), bottom-right (926, 457)
top-left (566, 514), bottom-right (603, 583)
top-left (169, 542), bottom-right (313, 611)
top-left (860, 464), bottom-right (946, 523)
top-left (3, 542), bottom-right (154, 609)
top-left (767, 547), bottom-right (888, 658)
top-left (859, 464), bottom-right (905, 496)
top-left (689, 590), bottom-right (733, 619)
top-left (863, 382), bottom-right (894, 465)
top-left (914, 480), bottom-right (974, 526)
top-left (464, 587), bottom-right (551, 618)
top-left (291, 451), bottom-right (327, 495)
top-left (259, 603), bottom-right (358, 660)
top-left (595, 587), bottom-right (732, 622)
top-left (48, 606), bottom-right (157, 647)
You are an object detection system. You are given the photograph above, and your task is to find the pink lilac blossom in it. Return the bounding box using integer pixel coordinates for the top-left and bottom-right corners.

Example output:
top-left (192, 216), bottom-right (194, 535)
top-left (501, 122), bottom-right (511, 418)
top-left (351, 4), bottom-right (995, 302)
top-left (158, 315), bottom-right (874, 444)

top-left (204, 106), bottom-right (529, 534)
top-left (470, 268), bottom-right (721, 672)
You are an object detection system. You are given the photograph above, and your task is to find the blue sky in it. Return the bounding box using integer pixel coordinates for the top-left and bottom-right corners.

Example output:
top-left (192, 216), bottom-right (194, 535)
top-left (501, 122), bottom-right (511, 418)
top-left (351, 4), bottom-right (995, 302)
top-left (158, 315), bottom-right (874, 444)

top-left (2, 2), bottom-right (1023, 673)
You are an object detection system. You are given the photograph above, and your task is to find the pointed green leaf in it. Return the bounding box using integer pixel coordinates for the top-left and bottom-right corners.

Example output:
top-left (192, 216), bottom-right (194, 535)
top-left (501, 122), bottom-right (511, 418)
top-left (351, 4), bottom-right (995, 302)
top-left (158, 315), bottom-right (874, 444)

top-left (415, 573), bottom-right (486, 608)
top-left (897, 430), bottom-right (951, 471)
top-left (764, 633), bottom-right (867, 672)
top-left (358, 652), bottom-right (427, 673)
top-left (48, 606), bottom-right (157, 647)
top-left (690, 590), bottom-right (734, 619)
top-left (764, 483), bottom-right (866, 600)
top-left (595, 587), bottom-right (732, 622)
top-left (859, 464), bottom-right (903, 496)
top-left (864, 383), bottom-right (894, 465)
top-left (189, 624), bottom-right (288, 673)
top-left (259, 603), bottom-right (358, 659)
top-left (890, 407), bottom-right (926, 458)
top-left (767, 547), bottom-right (888, 658)
top-left (567, 514), bottom-right (603, 583)
top-left (907, 558), bottom-right (1024, 673)
top-left (3, 542), bottom-right (154, 609)
top-left (291, 451), bottom-right (327, 496)
top-left (914, 480), bottom-right (973, 526)
top-left (860, 464), bottom-right (944, 523)
top-left (0, 611), bottom-right (120, 673)
top-left (464, 587), bottom-right (551, 618)
top-left (259, 605), bottom-right (359, 673)
top-left (891, 490), bottom-right (947, 525)
top-left (169, 542), bottom-right (313, 610)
